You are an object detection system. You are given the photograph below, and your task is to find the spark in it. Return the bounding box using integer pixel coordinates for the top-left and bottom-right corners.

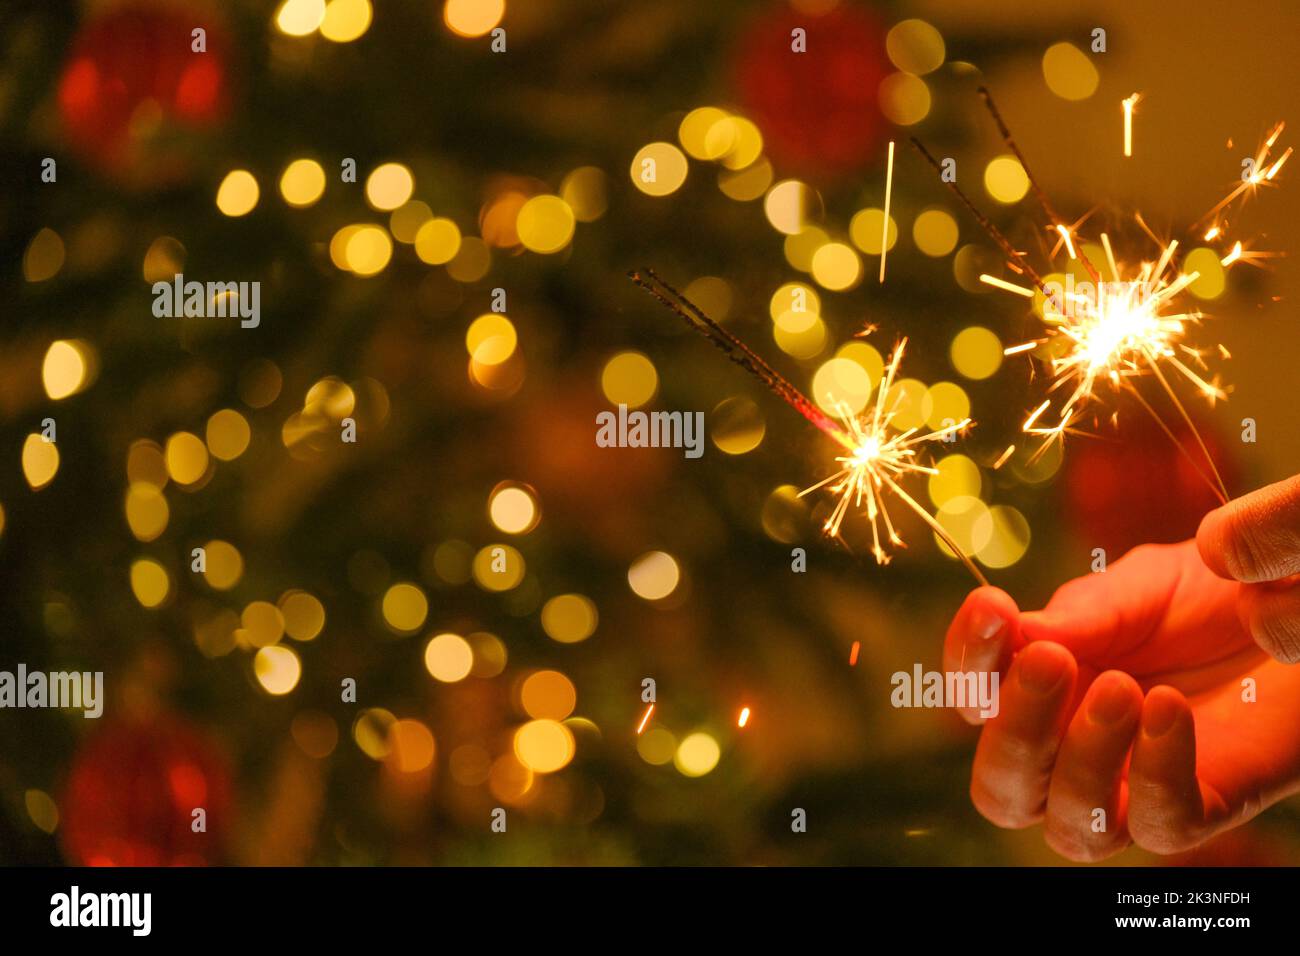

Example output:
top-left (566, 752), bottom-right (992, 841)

top-left (630, 271), bottom-right (989, 586)
top-left (1195, 121), bottom-right (1289, 227)
top-left (1056, 224), bottom-right (1078, 260)
top-left (880, 140), bottom-right (895, 283)
top-left (636, 703), bottom-right (655, 735)
top-left (848, 641), bottom-right (861, 665)
top-left (798, 338), bottom-right (987, 584)
top-left (919, 88), bottom-right (1289, 504)
top-left (980, 274), bottom-right (1036, 297)
top-left (992, 444), bottom-right (1016, 470)
top-left (737, 707), bottom-right (751, 728)
top-left (1123, 93), bottom-right (1140, 157)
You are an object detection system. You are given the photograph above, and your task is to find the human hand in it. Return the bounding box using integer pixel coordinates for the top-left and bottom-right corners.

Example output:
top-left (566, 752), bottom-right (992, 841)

top-left (1198, 474), bottom-right (1300, 663)
top-left (944, 540), bottom-right (1300, 861)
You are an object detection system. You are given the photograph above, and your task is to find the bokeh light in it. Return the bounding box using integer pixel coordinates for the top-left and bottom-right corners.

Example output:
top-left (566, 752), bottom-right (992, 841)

top-left (540, 594), bottom-right (598, 643)
top-left (1042, 41), bottom-right (1099, 100)
top-left (444, 0), bottom-right (504, 37)
top-left (215, 170), bottom-right (259, 217)
top-left (279, 158), bottom-right (326, 207)
top-left (674, 731), bottom-right (720, 777)
top-left (488, 482), bottom-right (539, 534)
top-left (627, 551), bottom-right (680, 601)
top-left (424, 632), bottom-right (474, 682)
top-left (631, 142), bottom-right (688, 196)
top-left (600, 351), bottom-right (657, 408)
top-left (950, 326), bottom-right (1003, 380)
top-left (514, 719), bottom-right (575, 773)
top-left (381, 582), bottom-right (429, 634)
top-left (254, 645), bottom-right (302, 695)
top-left (984, 155), bottom-right (1030, 204)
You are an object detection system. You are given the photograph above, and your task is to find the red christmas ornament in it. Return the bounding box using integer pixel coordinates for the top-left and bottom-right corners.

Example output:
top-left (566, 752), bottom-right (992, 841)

top-left (57, 2), bottom-right (230, 183)
top-left (734, 4), bottom-right (887, 179)
top-left (61, 716), bottom-right (231, 866)
top-left (1063, 410), bottom-right (1236, 559)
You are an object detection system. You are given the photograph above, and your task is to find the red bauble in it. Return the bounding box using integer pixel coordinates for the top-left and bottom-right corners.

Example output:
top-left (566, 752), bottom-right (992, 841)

top-left (61, 716), bottom-right (231, 866)
top-left (734, 4), bottom-right (887, 179)
top-left (57, 2), bottom-right (230, 182)
top-left (1063, 410), bottom-right (1236, 559)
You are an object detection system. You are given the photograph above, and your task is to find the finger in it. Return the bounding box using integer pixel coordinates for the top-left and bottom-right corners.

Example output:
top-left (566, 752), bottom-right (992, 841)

top-left (1128, 686), bottom-right (1230, 854)
top-left (943, 587), bottom-right (1022, 724)
top-left (1197, 474), bottom-right (1300, 583)
top-left (1044, 670), bottom-right (1143, 861)
top-left (1238, 579), bottom-right (1300, 664)
top-left (970, 641), bottom-right (1077, 829)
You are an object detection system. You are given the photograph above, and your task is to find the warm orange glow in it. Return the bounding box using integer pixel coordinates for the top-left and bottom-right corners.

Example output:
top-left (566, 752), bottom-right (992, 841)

top-left (636, 704), bottom-right (655, 735)
top-left (879, 140), bottom-right (895, 283)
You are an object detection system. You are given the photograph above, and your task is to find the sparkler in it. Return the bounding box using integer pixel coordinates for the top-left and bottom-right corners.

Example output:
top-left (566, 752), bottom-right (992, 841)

top-left (629, 268), bottom-right (989, 586)
top-left (913, 88), bottom-right (1289, 505)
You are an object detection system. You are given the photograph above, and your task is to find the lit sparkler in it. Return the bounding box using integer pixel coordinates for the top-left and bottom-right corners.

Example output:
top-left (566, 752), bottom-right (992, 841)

top-left (629, 269), bottom-right (988, 585)
top-left (913, 88), bottom-right (1289, 504)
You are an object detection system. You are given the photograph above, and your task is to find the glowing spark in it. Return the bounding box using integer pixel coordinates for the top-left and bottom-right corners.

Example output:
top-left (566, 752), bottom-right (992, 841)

top-left (1267, 146), bottom-right (1292, 180)
top-left (631, 271), bottom-right (989, 585)
top-left (1023, 398), bottom-right (1051, 432)
top-left (980, 274), bottom-right (1036, 297)
top-left (1057, 224), bottom-right (1078, 260)
top-left (1003, 341), bottom-right (1039, 356)
top-left (1195, 121), bottom-right (1288, 226)
top-left (738, 707), bottom-right (751, 728)
top-left (848, 641), bottom-right (861, 666)
top-left (992, 444), bottom-right (1016, 470)
top-left (636, 704), bottom-right (654, 735)
top-left (880, 140), bottom-right (895, 283)
top-left (925, 89), bottom-right (1290, 504)
top-left (1123, 93), bottom-right (1140, 157)
top-left (1100, 232), bottom-right (1119, 281)
top-left (798, 338), bottom-right (987, 583)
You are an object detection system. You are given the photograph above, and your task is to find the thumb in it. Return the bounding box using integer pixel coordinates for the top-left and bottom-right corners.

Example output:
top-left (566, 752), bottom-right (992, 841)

top-left (1197, 474), bottom-right (1300, 583)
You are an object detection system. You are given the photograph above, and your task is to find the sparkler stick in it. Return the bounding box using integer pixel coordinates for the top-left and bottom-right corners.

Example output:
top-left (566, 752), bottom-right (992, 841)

top-left (629, 270), bottom-right (990, 586)
top-left (909, 137), bottom-right (1049, 292)
top-left (977, 86), bottom-right (1102, 284)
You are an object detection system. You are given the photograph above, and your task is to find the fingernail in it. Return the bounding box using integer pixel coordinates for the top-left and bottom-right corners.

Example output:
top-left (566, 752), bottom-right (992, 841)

top-left (1087, 680), bottom-right (1134, 726)
top-left (1142, 693), bottom-right (1181, 738)
top-left (969, 606), bottom-right (1006, 643)
top-left (1018, 647), bottom-right (1067, 694)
